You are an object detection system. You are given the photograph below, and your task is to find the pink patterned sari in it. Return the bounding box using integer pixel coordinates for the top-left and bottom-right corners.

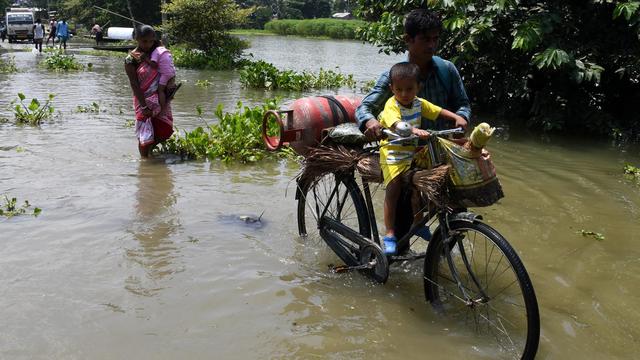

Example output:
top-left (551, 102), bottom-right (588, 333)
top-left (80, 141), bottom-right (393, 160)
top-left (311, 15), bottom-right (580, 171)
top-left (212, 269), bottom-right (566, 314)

top-left (134, 60), bottom-right (174, 144)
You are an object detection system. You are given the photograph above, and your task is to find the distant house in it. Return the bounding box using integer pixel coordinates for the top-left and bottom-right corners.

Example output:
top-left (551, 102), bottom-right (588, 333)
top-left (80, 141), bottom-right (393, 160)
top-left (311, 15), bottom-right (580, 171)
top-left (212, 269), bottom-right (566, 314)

top-left (332, 12), bottom-right (353, 20)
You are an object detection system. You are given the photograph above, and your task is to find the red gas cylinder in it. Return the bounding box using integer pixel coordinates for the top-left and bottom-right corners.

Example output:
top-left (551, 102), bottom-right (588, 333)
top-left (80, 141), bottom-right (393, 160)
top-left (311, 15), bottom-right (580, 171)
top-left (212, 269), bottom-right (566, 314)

top-left (262, 95), bottom-right (362, 155)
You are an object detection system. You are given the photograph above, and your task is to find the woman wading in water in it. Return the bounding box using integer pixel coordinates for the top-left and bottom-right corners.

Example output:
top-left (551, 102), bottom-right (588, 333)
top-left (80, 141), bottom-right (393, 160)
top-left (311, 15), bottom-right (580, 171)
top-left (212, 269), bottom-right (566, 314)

top-left (125, 25), bottom-right (175, 157)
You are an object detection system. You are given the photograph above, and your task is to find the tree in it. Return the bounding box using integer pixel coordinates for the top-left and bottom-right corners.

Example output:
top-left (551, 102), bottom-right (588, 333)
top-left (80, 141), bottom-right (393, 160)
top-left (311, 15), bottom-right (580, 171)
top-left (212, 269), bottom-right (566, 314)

top-left (357, 0), bottom-right (640, 139)
top-left (61, 0), bottom-right (161, 28)
top-left (162, 0), bottom-right (252, 52)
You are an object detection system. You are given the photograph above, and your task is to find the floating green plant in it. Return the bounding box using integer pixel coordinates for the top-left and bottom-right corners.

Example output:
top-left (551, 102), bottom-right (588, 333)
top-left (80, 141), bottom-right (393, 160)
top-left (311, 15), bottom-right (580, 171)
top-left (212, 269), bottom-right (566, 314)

top-left (42, 51), bottom-right (83, 71)
top-left (1, 195), bottom-right (41, 218)
top-left (239, 60), bottom-right (356, 91)
top-left (157, 99), bottom-right (295, 163)
top-left (76, 102), bottom-right (101, 113)
top-left (195, 79), bottom-right (212, 87)
top-left (0, 56), bottom-right (18, 73)
top-left (11, 93), bottom-right (55, 125)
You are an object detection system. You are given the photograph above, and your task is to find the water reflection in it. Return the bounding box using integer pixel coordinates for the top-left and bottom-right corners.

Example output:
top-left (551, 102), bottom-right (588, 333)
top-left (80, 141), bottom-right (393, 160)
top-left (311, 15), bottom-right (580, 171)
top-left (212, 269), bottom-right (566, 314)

top-left (125, 160), bottom-right (181, 296)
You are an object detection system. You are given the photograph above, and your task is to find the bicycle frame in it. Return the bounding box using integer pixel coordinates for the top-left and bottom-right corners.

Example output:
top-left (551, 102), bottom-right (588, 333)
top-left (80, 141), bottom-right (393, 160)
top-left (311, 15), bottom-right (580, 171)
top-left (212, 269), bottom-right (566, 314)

top-left (311, 129), bottom-right (488, 304)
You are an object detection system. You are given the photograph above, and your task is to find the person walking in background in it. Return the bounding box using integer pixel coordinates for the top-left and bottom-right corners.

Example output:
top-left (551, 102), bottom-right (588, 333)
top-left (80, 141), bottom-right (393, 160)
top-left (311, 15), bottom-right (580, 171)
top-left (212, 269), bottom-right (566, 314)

top-left (46, 18), bottom-right (56, 46)
top-left (91, 23), bottom-right (103, 46)
top-left (56, 19), bottom-right (69, 50)
top-left (32, 18), bottom-right (45, 53)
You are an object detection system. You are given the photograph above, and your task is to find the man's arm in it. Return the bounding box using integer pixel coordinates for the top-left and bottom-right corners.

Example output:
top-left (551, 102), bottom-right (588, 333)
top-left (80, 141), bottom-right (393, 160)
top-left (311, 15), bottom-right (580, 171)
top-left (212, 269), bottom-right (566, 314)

top-left (355, 71), bottom-right (392, 130)
top-left (447, 62), bottom-right (472, 121)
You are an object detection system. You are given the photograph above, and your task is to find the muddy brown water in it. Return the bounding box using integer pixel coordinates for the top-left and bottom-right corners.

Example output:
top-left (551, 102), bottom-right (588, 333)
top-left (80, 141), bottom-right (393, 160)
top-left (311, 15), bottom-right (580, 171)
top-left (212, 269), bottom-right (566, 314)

top-left (1, 36), bottom-right (640, 359)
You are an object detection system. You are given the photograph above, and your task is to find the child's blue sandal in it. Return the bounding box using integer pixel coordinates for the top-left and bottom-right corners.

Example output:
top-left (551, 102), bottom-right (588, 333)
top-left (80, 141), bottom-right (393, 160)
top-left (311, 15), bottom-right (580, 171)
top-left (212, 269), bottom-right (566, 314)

top-left (383, 235), bottom-right (397, 255)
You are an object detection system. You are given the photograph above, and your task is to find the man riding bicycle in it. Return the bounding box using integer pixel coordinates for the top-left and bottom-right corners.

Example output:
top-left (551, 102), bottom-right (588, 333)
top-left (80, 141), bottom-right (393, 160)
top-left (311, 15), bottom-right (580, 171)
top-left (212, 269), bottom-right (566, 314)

top-left (355, 9), bottom-right (472, 138)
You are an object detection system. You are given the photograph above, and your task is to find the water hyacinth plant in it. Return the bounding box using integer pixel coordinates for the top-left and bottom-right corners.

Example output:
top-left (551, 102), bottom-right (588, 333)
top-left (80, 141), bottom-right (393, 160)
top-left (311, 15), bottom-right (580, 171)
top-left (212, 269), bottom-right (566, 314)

top-left (0, 56), bottom-right (18, 73)
top-left (76, 102), bottom-right (101, 113)
top-left (42, 51), bottom-right (83, 71)
top-left (12, 93), bottom-right (55, 125)
top-left (239, 60), bottom-right (356, 91)
top-left (158, 99), bottom-right (294, 163)
top-left (0, 195), bottom-right (41, 218)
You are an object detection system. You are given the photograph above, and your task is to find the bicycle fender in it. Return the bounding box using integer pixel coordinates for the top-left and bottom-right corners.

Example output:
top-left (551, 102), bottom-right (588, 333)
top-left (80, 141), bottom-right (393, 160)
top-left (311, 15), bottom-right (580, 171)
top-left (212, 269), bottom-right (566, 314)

top-left (449, 212), bottom-right (483, 223)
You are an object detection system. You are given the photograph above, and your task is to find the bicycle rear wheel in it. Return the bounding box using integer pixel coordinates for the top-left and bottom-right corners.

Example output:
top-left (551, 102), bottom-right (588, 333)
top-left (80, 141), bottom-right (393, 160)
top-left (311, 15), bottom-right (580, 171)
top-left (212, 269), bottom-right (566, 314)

top-left (296, 173), bottom-right (371, 266)
top-left (424, 220), bottom-right (540, 359)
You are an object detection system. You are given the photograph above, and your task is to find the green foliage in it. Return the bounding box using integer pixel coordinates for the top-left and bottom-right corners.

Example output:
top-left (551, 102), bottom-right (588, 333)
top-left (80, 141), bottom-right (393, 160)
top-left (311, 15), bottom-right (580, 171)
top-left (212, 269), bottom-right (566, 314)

top-left (76, 102), bottom-right (102, 113)
top-left (171, 38), bottom-right (249, 70)
top-left (264, 19), bottom-right (366, 39)
top-left (613, 1), bottom-right (640, 21)
top-left (62, 0), bottom-right (161, 29)
top-left (42, 52), bottom-right (84, 72)
top-left (239, 60), bottom-right (355, 90)
top-left (0, 56), bottom-right (18, 74)
top-left (0, 195), bottom-right (41, 218)
top-left (624, 164), bottom-right (640, 184)
top-left (163, 0), bottom-right (252, 53)
top-left (157, 99), bottom-right (293, 162)
top-left (11, 93), bottom-right (55, 126)
top-left (356, 0), bottom-right (640, 140)
top-left (532, 48), bottom-right (571, 70)
top-left (195, 79), bottom-right (212, 87)
top-left (360, 79), bottom-right (376, 93)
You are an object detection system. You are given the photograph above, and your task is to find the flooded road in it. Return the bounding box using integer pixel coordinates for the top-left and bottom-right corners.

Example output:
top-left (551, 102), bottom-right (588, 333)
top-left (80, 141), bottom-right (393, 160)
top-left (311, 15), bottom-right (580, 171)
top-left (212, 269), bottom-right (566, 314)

top-left (1, 36), bottom-right (640, 359)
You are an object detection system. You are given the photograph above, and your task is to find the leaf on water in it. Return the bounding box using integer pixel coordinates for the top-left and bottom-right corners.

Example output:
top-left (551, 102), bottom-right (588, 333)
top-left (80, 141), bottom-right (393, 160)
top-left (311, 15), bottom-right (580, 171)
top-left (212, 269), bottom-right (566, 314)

top-left (18, 93), bottom-right (25, 101)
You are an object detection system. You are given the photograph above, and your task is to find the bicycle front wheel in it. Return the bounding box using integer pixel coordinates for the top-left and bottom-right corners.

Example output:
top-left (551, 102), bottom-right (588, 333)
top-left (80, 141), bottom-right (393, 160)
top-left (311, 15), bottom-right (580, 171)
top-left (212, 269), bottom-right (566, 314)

top-left (296, 173), bottom-right (371, 266)
top-left (424, 220), bottom-right (540, 359)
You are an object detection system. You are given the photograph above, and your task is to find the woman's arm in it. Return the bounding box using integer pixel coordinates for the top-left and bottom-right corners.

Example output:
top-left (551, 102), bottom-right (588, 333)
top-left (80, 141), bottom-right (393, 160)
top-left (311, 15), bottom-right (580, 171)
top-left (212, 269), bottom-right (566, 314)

top-left (124, 62), bottom-right (151, 117)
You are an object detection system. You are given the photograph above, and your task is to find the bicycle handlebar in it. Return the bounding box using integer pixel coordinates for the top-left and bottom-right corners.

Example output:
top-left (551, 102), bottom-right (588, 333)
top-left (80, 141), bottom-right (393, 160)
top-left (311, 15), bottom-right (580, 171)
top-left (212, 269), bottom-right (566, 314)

top-left (382, 127), bottom-right (465, 144)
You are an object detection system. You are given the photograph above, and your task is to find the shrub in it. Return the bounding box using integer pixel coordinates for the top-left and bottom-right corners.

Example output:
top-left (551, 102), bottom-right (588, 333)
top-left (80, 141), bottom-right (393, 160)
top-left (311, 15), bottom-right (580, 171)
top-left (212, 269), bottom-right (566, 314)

top-left (11, 93), bottom-right (55, 125)
top-left (264, 19), bottom-right (366, 39)
top-left (239, 60), bottom-right (356, 91)
top-left (171, 37), bottom-right (249, 70)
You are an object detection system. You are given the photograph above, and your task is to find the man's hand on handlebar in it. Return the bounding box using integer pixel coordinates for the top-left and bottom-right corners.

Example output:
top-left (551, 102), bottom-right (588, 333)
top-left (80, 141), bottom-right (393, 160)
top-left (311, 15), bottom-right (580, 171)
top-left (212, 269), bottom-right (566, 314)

top-left (454, 115), bottom-right (468, 130)
top-left (364, 118), bottom-right (383, 141)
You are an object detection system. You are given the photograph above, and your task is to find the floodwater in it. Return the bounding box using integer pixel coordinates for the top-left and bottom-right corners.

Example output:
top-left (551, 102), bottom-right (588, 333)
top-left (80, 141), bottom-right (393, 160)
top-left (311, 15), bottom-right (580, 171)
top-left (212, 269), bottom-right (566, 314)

top-left (1, 36), bottom-right (640, 359)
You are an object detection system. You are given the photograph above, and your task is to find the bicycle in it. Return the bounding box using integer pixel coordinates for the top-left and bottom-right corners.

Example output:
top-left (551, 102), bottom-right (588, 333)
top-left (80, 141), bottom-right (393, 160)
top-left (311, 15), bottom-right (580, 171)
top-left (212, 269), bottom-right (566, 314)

top-left (295, 127), bottom-right (540, 359)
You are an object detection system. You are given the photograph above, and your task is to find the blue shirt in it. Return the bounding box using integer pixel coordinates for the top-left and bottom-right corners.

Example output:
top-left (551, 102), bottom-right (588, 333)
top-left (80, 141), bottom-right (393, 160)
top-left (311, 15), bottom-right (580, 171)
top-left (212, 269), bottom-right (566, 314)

top-left (56, 21), bottom-right (68, 37)
top-left (356, 58), bottom-right (472, 131)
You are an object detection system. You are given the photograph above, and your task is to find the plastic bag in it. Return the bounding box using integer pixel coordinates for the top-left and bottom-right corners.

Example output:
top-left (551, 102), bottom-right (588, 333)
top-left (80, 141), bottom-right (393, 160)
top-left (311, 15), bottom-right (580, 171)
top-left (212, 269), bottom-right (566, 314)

top-left (136, 118), bottom-right (155, 146)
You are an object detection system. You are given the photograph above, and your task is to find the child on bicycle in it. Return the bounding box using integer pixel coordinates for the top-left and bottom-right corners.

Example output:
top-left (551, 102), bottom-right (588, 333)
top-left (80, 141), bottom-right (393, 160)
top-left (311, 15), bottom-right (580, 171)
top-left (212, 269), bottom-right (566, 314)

top-left (379, 62), bottom-right (467, 255)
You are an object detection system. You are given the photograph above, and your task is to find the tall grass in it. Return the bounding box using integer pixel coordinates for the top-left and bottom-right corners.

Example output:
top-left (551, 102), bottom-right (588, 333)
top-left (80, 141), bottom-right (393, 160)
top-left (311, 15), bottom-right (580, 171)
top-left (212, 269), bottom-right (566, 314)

top-left (264, 19), bottom-right (366, 39)
top-left (239, 60), bottom-right (355, 91)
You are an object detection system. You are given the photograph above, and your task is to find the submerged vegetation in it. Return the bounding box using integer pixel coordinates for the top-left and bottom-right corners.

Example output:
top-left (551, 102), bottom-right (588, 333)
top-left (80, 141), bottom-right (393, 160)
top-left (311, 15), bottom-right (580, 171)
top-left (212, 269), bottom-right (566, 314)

top-left (239, 60), bottom-right (355, 91)
top-left (11, 93), bottom-right (55, 125)
top-left (42, 52), bottom-right (84, 72)
top-left (264, 19), bottom-right (366, 39)
top-left (75, 102), bottom-right (102, 113)
top-left (158, 99), bottom-right (294, 163)
top-left (624, 164), bottom-right (640, 184)
top-left (0, 56), bottom-right (18, 73)
top-left (0, 196), bottom-right (41, 218)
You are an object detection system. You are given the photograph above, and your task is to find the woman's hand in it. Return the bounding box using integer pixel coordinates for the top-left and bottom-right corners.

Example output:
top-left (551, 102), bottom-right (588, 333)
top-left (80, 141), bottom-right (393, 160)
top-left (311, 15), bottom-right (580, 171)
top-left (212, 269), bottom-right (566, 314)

top-left (412, 128), bottom-right (431, 139)
top-left (142, 107), bottom-right (152, 118)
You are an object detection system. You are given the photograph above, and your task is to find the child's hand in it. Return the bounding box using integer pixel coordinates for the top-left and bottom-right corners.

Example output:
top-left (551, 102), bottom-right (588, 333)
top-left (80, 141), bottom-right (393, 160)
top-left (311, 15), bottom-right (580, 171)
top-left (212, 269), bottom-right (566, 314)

top-left (454, 115), bottom-right (468, 130)
top-left (412, 128), bottom-right (431, 139)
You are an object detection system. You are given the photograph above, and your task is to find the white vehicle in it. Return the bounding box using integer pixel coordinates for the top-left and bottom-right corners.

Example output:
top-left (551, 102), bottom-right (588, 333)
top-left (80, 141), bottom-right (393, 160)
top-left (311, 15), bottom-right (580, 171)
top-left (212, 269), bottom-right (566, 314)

top-left (5, 8), bottom-right (34, 43)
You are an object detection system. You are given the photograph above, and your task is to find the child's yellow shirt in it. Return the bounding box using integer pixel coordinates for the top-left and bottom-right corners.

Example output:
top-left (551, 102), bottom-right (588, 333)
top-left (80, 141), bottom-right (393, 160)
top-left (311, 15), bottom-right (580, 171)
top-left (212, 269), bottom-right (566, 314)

top-left (379, 96), bottom-right (442, 185)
